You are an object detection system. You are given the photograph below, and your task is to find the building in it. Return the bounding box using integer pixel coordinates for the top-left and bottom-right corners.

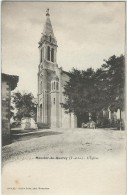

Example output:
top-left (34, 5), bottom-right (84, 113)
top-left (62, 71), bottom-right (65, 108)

top-left (2, 73), bottom-right (19, 145)
top-left (37, 9), bottom-right (77, 128)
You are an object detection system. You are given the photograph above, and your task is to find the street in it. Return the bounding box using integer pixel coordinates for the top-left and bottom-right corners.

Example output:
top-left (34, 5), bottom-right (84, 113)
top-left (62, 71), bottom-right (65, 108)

top-left (2, 128), bottom-right (126, 195)
top-left (2, 128), bottom-right (125, 165)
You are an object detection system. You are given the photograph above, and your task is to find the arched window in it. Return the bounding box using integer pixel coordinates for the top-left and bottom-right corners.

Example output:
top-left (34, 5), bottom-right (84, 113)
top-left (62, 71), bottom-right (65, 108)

top-left (56, 82), bottom-right (59, 90)
top-left (54, 81), bottom-right (55, 90)
top-left (51, 48), bottom-right (54, 62)
top-left (47, 46), bottom-right (50, 61)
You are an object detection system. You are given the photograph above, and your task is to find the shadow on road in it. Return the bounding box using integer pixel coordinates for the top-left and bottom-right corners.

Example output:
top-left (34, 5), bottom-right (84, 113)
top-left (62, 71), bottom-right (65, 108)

top-left (11, 131), bottom-right (62, 143)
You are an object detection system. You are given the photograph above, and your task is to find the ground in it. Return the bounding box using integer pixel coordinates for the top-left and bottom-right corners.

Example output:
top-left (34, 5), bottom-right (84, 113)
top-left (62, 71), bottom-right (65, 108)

top-left (2, 128), bottom-right (126, 195)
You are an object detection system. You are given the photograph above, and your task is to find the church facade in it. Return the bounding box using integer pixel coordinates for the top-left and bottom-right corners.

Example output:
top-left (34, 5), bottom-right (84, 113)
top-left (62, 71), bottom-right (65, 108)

top-left (37, 9), bottom-right (77, 128)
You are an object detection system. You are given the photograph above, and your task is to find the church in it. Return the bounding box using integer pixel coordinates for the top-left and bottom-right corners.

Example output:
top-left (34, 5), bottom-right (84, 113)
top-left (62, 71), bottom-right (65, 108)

top-left (37, 9), bottom-right (77, 128)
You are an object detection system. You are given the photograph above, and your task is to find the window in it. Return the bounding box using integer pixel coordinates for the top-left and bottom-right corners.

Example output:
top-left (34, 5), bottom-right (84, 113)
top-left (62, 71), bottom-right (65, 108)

top-left (54, 98), bottom-right (55, 104)
top-left (51, 48), bottom-right (54, 62)
top-left (47, 46), bottom-right (50, 61)
top-left (54, 81), bottom-right (55, 90)
top-left (56, 82), bottom-right (59, 90)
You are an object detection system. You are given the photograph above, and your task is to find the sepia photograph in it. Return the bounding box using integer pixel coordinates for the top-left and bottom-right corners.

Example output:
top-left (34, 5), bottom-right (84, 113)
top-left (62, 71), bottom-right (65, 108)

top-left (1, 1), bottom-right (126, 194)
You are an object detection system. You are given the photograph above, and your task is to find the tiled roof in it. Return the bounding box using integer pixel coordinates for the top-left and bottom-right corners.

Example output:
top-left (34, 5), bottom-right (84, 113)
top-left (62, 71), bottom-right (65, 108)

top-left (2, 73), bottom-right (19, 90)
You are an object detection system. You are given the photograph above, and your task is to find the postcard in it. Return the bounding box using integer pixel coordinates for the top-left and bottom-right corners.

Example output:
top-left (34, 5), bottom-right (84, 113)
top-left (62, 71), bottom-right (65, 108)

top-left (1, 1), bottom-right (126, 195)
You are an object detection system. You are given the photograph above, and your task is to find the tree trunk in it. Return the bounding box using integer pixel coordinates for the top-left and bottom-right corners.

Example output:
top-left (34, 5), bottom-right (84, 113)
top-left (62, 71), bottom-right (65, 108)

top-left (120, 109), bottom-right (121, 131)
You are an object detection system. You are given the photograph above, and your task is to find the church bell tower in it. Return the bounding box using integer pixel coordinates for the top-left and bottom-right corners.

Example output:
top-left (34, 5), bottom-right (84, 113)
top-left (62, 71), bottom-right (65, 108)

top-left (38, 8), bottom-right (58, 70)
top-left (37, 9), bottom-right (58, 125)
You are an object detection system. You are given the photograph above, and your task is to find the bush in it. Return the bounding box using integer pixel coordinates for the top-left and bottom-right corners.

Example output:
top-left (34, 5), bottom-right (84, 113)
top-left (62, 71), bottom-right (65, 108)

top-left (10, 121), bottom-right (21, 128)
top-left (116, 119), bottom-right (125, 130)
top-left (96, 118), bottom-right (111, 128)
top-left (96, 118), bottom-right (125, 130)
top-left (37, 123), bottom-right (49, 129)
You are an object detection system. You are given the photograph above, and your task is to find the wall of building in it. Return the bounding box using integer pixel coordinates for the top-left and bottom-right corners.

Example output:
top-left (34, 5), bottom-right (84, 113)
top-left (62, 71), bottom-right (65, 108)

top-left (58, 72), bottom-right (77, 128)
top-left (2, 81), bottom-right (11, 146)
top-left (37, 64), bottom-right (77, 129)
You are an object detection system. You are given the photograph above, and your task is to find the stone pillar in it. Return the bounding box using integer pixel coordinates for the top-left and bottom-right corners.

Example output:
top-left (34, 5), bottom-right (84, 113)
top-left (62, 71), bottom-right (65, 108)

top-left (50, 47), bottom-right (52, 62)
top-left (116, 109), bottom-right (120, 119)
top-left (108, 109), bottom-right (111, 120)
top-left (70, 113), bottom-right (77, 128)
top-left (54, 49), bottom-right (57, 63)
top-left (42, 68), bottom-right (48, 124)
top-left (44, 46), bottom-right (47, 60)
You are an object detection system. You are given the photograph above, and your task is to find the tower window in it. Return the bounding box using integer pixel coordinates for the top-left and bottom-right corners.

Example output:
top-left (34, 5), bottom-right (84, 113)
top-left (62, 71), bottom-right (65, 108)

top-left (54, 81), bottom-right (55, 90)
top-left (56, 82), bottom-right (59, 90)
top-left (51, 48), bottom-right (54, 62)
top-left (47, 46), bottom-right (50, 61)
top-left (54, 98), bottom-right (55, 104)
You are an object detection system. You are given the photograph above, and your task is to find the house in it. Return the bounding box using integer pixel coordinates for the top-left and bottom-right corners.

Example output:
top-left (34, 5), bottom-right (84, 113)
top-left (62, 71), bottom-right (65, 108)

top-left (2, 73), bottom-right (19, 145)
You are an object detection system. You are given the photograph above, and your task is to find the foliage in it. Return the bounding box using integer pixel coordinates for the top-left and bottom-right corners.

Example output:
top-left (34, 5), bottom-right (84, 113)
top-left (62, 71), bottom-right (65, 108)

top-left (63, 68), bottom-right (97, 116)
top-left (12, 92), bottom-right (37, 121)
top-left (63, 55), bottom-right (125, 125)
top-left (101, 55), bottom-right (125, 112)
top-left (10, 121), bottom-right (21, 128)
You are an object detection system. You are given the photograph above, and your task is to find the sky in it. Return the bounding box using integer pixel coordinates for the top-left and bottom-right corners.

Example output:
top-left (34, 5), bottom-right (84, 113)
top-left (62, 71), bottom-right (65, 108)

top-left (2, 1), bottom-right (125, 96)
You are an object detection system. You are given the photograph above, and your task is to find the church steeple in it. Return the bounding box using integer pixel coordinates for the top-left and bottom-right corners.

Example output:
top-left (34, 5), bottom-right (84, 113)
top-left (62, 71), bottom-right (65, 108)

top-left (39, 9), bottom-right (57, 48)
top-left (46, 8), bottom-right (50, 16)
top-left (38, 9), bottom-right (58, 67)
top-left (43, 9), bottom-right (54, 37)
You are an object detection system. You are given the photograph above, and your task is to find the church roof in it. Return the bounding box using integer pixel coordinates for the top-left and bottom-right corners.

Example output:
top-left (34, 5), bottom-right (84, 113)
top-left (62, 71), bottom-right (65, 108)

top-left (43, 9), bottom-right (54, 37)
top-left (62, 70), bottom-right (71, 76)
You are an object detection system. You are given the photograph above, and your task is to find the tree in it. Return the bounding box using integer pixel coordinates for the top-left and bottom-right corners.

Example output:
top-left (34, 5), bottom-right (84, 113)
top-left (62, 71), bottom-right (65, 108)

top-left (12, 92), bottom-right (37, 121)
top-left (101, 55), bottom-right (125, 112)
top-left (63, 68), bottom-right (98, 126)
top-left (101, 55), bottom-right (125, 129)
top-left (63, 55), bottom-right (125, 128)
